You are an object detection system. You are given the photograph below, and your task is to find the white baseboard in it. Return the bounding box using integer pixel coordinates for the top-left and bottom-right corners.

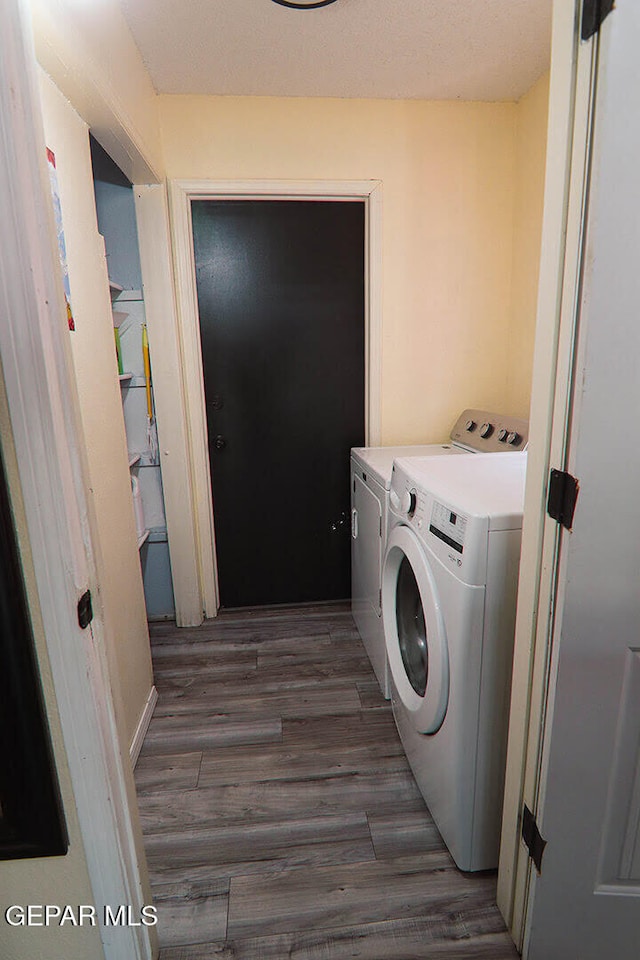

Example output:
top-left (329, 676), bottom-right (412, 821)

top-left (129, 685), bottom-right (158, 768)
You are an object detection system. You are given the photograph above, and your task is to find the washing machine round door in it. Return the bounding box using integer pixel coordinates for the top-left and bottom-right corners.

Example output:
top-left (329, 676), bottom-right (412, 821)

top-left (382, 524), bottom-right (449, 733)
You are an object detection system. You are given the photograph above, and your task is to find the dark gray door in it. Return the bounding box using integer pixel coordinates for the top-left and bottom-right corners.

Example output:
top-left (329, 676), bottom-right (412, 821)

top-left (192, 199), bottom-right (365, 608)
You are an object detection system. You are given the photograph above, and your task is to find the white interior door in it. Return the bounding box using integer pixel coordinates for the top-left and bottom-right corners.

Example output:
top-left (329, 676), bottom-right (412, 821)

top-left (1, 3), bottom-right (153, 957)
top-left (524, 2), bottom-right (640, 955)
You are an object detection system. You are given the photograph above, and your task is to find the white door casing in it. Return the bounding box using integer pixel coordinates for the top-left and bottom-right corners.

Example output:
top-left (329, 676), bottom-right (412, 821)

top-left (497, 0), bottom-right (599, 940)
top-left (168, 179), bottom-right (383, 618)
top-left (0, 3), bottom-right (153, 957)
top-left (522, 1), bottom-right (640, 955)
top-left (134, 184), bottom-right (203, 627)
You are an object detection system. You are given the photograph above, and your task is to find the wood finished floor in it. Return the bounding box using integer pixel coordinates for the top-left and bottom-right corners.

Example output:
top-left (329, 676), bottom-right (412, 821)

top-left (137, 603), bottom-right (519, 959)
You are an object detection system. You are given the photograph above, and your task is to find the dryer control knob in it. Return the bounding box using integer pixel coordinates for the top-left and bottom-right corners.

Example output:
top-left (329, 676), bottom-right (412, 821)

top-left (479, 422), bottom-right (494, 438)
top-left (497, 428), bottom-right (508, 442)
top-left (507, 431), bottom-right (521, 446)
top-left (465, 419), bottom-right (477, 432)
top-left (402, 489), bottom-right (417, 517)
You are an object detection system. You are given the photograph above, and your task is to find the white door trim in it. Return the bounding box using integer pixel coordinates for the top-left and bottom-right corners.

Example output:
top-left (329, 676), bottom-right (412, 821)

top-left (134, 184), bottom-right (204, 626)
top-left (1, 4), bottom-right (152, 957)
top-left (168, 178), bottom-right (382, 617)
top-left (497, 0), bottom-right (597, 946)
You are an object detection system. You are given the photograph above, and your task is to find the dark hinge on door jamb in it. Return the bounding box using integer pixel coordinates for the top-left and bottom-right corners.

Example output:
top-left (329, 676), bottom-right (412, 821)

top-left (522, 804), bottom-right (547, 874)
top-left (77, 590), bottom-right (93, 629)
top-left (582, 0), bottom-right (615, 40)
top-left (547, 469), bottom-right (579, 530)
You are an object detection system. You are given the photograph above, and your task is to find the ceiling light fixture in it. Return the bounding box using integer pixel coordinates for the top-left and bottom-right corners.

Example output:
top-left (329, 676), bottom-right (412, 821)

top-left (270, 0), bottom-right (338, 9)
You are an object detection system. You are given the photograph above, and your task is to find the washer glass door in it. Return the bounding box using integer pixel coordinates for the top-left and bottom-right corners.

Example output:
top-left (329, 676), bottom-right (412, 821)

top-left (383, 524), bottom-right (449, 733)
top-left (395, 556), bottom-right (428, 696)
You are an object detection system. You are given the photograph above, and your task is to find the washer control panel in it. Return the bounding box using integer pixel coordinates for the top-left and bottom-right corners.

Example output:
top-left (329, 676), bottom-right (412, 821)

top-left (429, 502), bottom-right (468, 554)
top-left (450, 409), bottom-right (528, 452)
top-left (388, 460), bottom-right (493, 585)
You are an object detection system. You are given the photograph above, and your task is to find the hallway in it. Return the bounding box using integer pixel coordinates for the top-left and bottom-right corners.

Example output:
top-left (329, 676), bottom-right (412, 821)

top-left (135, 604), bottom-right (519, 959)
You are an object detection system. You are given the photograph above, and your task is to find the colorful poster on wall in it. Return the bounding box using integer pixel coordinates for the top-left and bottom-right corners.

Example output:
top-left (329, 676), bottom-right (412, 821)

top-left (46, 147), bottom-right (75, 331)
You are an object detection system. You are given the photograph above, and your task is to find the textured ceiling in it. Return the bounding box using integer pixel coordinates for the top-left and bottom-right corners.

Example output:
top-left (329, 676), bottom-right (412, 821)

top-left (119, 0), bottom-right (552, 102)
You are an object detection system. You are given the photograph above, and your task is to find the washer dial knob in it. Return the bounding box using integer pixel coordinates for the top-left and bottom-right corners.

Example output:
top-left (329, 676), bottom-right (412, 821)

top-left (507, 431), bottom-right (521, 446)
top-left (465, 419), bottom-right (477, 432)
top-left (402, 489), bottom-right (417, 517)
top-left (497, 428), bottom-right (508, 442)
top-left (479, 422), bottom-right (494, 438)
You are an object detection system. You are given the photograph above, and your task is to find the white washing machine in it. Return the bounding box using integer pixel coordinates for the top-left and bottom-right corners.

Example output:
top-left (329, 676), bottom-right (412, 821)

top-left (350, 409), bottom-right (527, 698)
top-left (382, 452), bottom-right (527, 871)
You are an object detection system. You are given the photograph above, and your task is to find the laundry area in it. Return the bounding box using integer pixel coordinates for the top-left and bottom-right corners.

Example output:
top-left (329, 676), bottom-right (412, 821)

top-left (3, 1), bottom-right (639, 959)
top-left (136, 603), bottom-right (519, 957)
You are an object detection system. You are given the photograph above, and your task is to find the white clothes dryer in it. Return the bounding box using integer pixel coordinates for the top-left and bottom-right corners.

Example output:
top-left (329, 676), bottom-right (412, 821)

top-left (351, 410), bottom-right (527, 698)
top-left (382, 452), bottom-right (527, 871)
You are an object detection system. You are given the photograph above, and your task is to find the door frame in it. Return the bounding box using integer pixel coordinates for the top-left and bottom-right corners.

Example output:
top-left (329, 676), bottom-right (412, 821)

top-left (168, 178), bottom-right (382, 617)
top-left (497, 0), bottom-right (598, 947)
top-left (517, 1), bottom-right (640, 948)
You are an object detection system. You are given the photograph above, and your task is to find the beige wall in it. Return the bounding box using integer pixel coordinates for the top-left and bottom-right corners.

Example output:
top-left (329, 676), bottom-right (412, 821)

top-left (0, 372), bottom-right (103, 960)
top-left (508, 72), bottom-right (550, 418)
top-left (159, 95), bottom-right (519, 443)
top-left (38, 70), bottom-right (153, 751)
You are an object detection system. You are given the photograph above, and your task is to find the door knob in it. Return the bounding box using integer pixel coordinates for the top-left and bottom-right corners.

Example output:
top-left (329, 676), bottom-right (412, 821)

top-left (330, 510), bottom-right (350, 533)
top-left (212, 435), bottom-right (226, 450)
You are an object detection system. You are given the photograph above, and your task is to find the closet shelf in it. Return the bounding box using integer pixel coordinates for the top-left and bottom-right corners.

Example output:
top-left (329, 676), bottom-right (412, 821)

top-left (137, 530), bottom-right (150, 550)
top-left (115, 288), bottom-right (143, 303)
top-left (128, 452), bottom-right (158, 468)
top-left (120, 375), bottom-right (149, 388)
top-left (119, 372), bottom-right (133, 383)
top-left (147, 526), bottom-right (168, 544)
top-left (109, 279), bottom-right (123, 299)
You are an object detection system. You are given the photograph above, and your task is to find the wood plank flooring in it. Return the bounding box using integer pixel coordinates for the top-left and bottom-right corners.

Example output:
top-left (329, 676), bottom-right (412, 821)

top-left (137, 603), bottom-right (519, 959)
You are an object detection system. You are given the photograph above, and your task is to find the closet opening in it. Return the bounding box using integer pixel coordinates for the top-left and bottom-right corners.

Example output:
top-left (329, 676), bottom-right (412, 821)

top-left (89, 135), bottom-right (175, 621)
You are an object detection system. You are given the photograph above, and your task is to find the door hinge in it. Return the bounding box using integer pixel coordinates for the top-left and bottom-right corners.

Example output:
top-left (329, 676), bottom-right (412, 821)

top-left (522, 804), bottom-right (547, 874)
top-left (582, 0), bottom-right (614, 40)
top-left (77, 590), bottom-right (93, 630)
top-left (547, 468), bottom-right (579, 530)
